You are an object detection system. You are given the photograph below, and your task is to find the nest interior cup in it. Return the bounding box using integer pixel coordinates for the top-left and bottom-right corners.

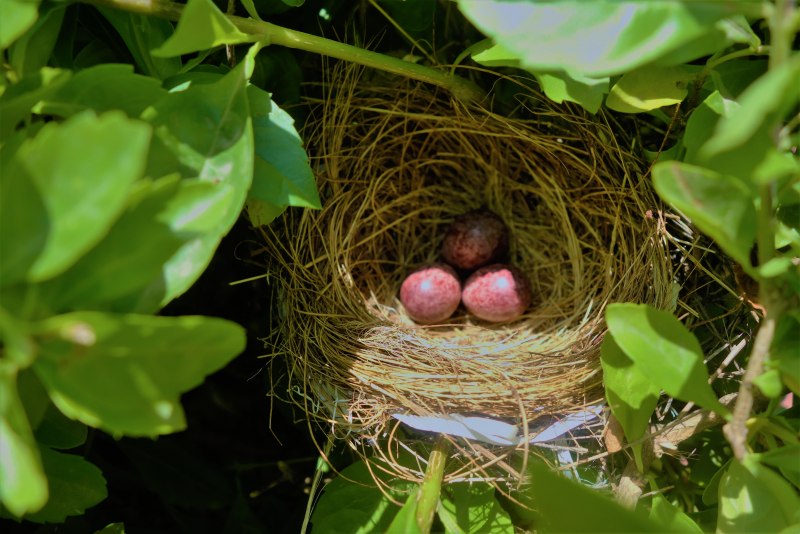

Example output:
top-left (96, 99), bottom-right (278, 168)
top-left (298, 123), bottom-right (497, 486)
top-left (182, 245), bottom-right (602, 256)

top-left (261, 63), bottom-right (674, 478)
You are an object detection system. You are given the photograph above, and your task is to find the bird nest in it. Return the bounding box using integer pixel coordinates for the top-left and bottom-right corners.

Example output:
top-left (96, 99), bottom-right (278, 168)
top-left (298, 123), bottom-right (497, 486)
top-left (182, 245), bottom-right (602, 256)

top-left (259, 62), bottom-right (675, 483)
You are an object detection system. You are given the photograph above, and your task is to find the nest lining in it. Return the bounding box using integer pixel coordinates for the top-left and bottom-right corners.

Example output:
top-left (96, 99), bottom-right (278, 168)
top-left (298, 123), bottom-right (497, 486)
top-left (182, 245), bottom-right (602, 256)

top-left (261, 63), bottom-right (674, 479)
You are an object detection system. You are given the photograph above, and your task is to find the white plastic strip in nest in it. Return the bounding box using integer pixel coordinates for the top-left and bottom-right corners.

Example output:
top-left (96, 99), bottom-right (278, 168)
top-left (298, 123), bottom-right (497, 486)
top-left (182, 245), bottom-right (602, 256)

top-left (392, 406), bottom-right (604, 447)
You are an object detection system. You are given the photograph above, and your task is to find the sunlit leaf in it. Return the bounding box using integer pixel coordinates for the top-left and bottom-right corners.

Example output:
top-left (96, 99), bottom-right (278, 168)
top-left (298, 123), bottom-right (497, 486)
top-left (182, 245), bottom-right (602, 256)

top-left (606, 303), bottom-right (729, 416)
top-left (246, 85), bottom-right (320, 226)
top-left (600, 334), bottom-right (660, 469)
top-left (699, 55), bottom-right (800, 185)
top-left (683, 91), bottom-right (738, 164)
top-left (438, 483), bottom-right (514, 533)
top-left (718, 456), bottom-right (800, 533)
top-left (0, 0), bottom-right (41, 49)
top-left (606, 65), bottom-right (694, 113)
top-left (386, 490), bottom-right (422, 534)
top-left (0, 111), bottom-right (150, 286)
top-left (649, 495), bottom-right (703, 532)
top-left (457, 0), bottom-right (735, 77)
top-left (135, 59), bottom-right (254, 309)
top-left (652, 162), bottom-right (756, 269)
top-left (519, 459), bottom-right (662, 532)
top-left (152, 0), bottom-right (255, 57)
top-left (35, 64), bottom-right (167, 119)
top-left (756, 446), bottom-right (800, 491)
top-left (32, 312), bottom-right (246, 437)
top-left (8, 4), bottom-right (65, 78)
top-left (310, 459), bottom-right (416, 533)
top-left (0, 362), bottom-right (48, 517)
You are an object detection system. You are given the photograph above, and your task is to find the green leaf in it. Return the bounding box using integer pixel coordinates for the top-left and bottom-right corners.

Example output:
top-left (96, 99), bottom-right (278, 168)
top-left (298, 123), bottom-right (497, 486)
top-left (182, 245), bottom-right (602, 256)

top-left (606, 303), bottom-right (729, 416)
top-left (683, 91), bottom-right (738, 164)
top-left (519, 459), bottom-right (662, 532)
top-left (310, 459), bottom-right (415, 534)
top-left (246, 85), bottom-right (320, 226)
top-left (32, 312), bottom-right (246, 436)
top-left (8, 4), bottom-right (65, 78)
top-left (606, 65), bottom-right (693, 113)
top-left (136, 59), bottom-right (254, 309)
top-left (98, 9), bottom-right (182, 79)
top-left (0, 67), bottom-right (71, 141)
top-left (708, 59), bottom-right (768, 98)
top-left (718, 456), bottom-right (800, 533)
top-left (35, 64), bottom-right (168, 119)
top-left (33, 403), bottom-right (88, 450)
top-left (0, 0), bottom-right (41, 49)
top-left (699, 55), bottom-right (800, 185)
top-left (152, 0), bottom-right (255, 57)
top-left (457, 0), bottom-right (735, 77)
top-left (438, 483), bottom-right (514, 534)
top-left (39, 176), bottom-right (231, 311)
top-left (756, 446), bottom-right (800, 491)
top-left (753, 369), bottom-right (784, 399)
top-left (772, 314), bottom-right (800, 396)
top-left (470, 42), bottom-right (608, 113)
top-left (0, 362), bottom-right (48, 517)
top-left (0, 111), bottom-right (151, 285)
top-left (600, 333), bottom-right (660, 469)
top-left (21, 447), bottom-right (107, 523)
top-left (649, 495), bottom-right (703, 533)
top-left (386, 490), bottom-right (422, 534)
top-left (652, 162), bottom-right (756, 269)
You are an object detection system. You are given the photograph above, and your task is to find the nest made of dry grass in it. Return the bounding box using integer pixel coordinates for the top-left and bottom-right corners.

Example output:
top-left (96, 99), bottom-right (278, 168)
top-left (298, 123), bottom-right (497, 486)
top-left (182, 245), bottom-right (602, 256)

top-left (260, 62), bottom-right (675, 482)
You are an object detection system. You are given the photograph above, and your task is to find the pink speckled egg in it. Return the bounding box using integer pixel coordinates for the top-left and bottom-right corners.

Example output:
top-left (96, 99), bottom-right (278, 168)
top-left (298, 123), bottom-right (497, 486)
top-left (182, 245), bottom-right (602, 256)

top-left (400, 263), bottom-right (462, 324)
top-left (462, 264), bottom-right (531, 323)
top-left (441, 209), bottom-right (509, 271)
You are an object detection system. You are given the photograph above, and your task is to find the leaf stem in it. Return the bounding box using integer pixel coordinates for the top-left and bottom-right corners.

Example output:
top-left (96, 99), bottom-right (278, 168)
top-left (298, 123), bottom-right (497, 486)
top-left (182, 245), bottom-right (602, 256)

top-left (416, 436), bottom-right (450, 533)
top-left (82, 0), bottom-right (485, 103)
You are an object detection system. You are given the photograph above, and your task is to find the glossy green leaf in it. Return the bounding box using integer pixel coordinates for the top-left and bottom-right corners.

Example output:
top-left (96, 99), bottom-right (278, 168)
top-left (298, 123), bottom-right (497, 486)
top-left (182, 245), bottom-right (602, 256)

top-left (152, 0), bottom-right (255, 57)
top-left (136, 59), bottom-right (254, 309)
top-left (471, 41), bottom-right (609, 113)
top-left (718, 456), bottom-right (800, 533)
top-left (310, 459), bottom-right (415, 533)
top-left (600, 333), bottom-right (660, 469)
top-left (700, 55), bottom-right (800, 185)
top-left (32, 312), bottom-right (246, 436)
top-left (8, 4), bottom-right (65, 78)
top-left (438, 483), bottom-right (513, 533)
top-left (40, 176), bottom-right (231, 311)
top-left (0, 0), bottom-right (41, 49)
top-left (520, 459), bottom-right (662, 532)
top-left (709, 59), bottom-right (768, 98)
top-left (683, 91), bottom-right (738, 164)
top-left (239, 0), bottom-right (262, 21)
top-left (606, 303), bottom-right (729, 416)
top-left (756, 446), bottom-right (800, 491)
top-left (386, 490), bottom-right (422, 534)
top-left (457, 1), bottom-right (734, 77)
top-left (652, 162), bottom-right (756, 269)
top-left (0, 362), bottom-right (48, 517)
top-left (98, 9), bottom-right (182, 79)
top-left (649, 495), bottom-right (703, 532)
top-left (703, 459), bottom-right (732, 506)
top-left (0, 111), bottom-right (151, 285)
top-left (22, 447), bottom-right (107, 523)
top-left (35, 64), bottom-right (167, 119)
top-left (607, 65), bottom-right (693, 113)
top-left (34, 403), bottom-right (88, 450)
top-left (772, 314), bottom-right (800, 396)
top-left (246, 85), bottom-right (320, 227)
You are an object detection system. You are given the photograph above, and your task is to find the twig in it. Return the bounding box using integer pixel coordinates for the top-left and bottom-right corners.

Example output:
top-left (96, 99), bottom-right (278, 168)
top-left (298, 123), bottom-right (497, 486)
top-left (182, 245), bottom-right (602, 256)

top-left (82, 0), bottom-right (485, 103)
top-left (723, 310), bottom-right (780, 459)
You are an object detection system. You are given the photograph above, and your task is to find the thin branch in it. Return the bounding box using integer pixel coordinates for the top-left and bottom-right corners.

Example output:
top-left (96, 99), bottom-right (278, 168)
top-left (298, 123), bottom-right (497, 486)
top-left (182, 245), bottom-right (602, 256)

top-left (82, 0), bottom-right (485, 103)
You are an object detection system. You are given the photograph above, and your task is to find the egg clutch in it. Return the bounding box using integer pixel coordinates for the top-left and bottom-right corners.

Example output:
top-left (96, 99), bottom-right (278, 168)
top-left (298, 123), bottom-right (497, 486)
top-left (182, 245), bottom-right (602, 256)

top-left (399, 209), bottom-right (531, 324)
